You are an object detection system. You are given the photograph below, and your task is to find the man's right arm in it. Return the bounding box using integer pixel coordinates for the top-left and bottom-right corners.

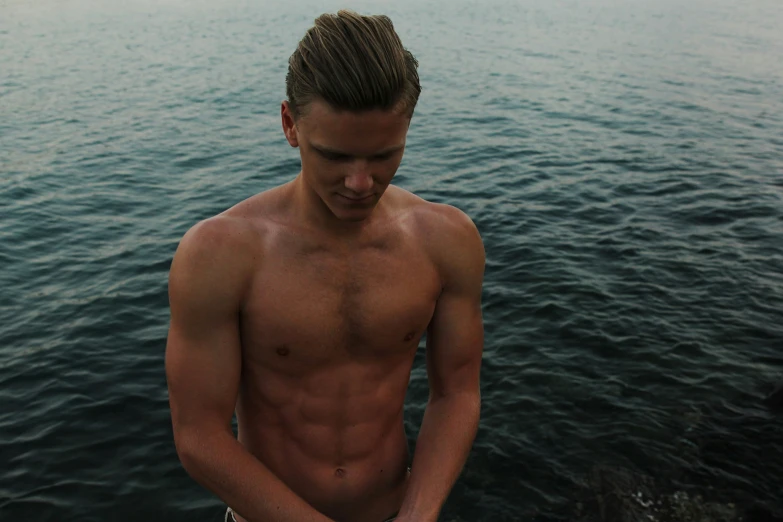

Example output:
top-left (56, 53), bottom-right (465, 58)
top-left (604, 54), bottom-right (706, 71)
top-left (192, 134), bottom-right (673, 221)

top-left (165, 217), bottom-right (334, 522)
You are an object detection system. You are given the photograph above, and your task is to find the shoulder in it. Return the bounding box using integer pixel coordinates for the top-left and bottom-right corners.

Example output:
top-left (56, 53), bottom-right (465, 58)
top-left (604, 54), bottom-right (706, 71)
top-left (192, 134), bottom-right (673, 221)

top-left (390, 188), bottom-right (485, 288)
top-left (172, 186), bottom-right (286, 276)
top-left (174, 214), bottom-right (258, 271)
top-left (388, 186), bottom-right (476, 233)
top-left (169, 212), bottom-right (262, 310)
top-left (419, 202), bottom-right (481, 247)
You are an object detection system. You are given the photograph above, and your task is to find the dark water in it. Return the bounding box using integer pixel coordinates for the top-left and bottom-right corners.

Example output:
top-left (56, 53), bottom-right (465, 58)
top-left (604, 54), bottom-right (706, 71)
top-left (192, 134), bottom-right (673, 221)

top-left (2, 0), bottom-right (782, 520)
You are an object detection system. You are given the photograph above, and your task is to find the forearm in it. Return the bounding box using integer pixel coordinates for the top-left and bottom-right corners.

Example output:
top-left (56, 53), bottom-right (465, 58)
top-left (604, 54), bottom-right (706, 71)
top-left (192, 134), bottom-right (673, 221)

top-left (397, 391), bottom-right (481, 522)
top-left (177, 429), bottom-right (334, 522)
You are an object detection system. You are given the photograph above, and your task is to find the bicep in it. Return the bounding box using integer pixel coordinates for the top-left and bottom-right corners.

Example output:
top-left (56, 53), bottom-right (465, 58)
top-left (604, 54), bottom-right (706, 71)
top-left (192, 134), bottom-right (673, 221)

top-left (166, 311), bottom-right (242, 435)
top-left (165, 221), bottom-right (248, 440)
top-left (426, 294), bottom-right (483, 398)
top-left (426, 211), bottom-right (485, 398)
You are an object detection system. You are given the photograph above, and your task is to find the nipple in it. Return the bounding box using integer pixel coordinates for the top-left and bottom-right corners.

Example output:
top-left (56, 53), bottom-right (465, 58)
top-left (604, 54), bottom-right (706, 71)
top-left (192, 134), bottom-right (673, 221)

top-left (276, 346), bottom-right (290, 357)
top-left (404, 332), bottom-right (415, 342)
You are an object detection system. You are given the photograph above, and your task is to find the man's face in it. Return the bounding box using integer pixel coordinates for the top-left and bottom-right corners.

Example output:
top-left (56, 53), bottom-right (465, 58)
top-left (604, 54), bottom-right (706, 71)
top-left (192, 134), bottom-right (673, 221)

top-left (282, 99), bottom-right (411, 222)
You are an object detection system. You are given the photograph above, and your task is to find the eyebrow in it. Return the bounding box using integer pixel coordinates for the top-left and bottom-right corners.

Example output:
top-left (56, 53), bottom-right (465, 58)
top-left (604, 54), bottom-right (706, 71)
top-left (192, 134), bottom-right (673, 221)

top-left (309, 142), bottom-right (404, 158)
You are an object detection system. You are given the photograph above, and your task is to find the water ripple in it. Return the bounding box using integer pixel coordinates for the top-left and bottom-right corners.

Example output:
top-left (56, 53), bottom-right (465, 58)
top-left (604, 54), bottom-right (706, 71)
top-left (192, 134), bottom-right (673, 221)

top-left (2, 0), bottom-right (783, 520)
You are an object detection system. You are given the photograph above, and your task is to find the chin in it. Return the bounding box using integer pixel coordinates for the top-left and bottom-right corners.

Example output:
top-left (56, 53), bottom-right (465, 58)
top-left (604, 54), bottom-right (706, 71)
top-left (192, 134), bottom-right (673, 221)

top-left (326, 196), bottom-right (378, 222)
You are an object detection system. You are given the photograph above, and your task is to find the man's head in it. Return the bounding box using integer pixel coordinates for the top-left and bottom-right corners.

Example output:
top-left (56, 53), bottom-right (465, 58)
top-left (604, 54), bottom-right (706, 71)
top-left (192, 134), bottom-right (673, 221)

top-left (282, 11), bottom-right (421, 223)
top-left (285, 9), bottom-right (421, 119)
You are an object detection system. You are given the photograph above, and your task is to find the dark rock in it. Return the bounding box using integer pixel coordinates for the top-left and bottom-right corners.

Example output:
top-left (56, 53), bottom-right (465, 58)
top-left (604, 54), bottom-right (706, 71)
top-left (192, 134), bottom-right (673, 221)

top-left (763, 380), bottom-right (783, 412)
top-left (589, 466), bottom-right (657, 522)
top-left (576, 466), bottom-right (740, 522)
top-left (744, 501), bottom-right (783, 522)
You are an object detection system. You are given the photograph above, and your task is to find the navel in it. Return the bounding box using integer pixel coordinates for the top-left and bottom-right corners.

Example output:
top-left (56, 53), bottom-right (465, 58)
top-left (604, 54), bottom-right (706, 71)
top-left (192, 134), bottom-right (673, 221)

top-left (276, 346), bottom-right (290, 357)
top-left (334, 468), bottom-right (346, 478)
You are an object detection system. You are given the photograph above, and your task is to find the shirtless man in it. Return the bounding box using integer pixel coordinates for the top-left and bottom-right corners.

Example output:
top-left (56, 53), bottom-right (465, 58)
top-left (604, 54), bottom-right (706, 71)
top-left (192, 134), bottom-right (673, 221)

top-left (165, 10), bottom-right (484, 522)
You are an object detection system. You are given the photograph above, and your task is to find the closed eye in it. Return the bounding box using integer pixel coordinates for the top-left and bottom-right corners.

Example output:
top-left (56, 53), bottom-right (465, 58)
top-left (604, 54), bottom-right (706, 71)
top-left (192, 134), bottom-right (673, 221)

top-left (312, 144), bottom-right (400, 162)
top-left (370, 153), bottom-right (394, 162)
top-left (320, 151), bottom-right (352, 162)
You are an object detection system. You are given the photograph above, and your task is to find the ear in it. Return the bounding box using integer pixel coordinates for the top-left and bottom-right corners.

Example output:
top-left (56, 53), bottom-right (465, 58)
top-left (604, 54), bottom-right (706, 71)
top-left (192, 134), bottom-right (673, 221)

top-left (281, 101), bottom-right (300, 148)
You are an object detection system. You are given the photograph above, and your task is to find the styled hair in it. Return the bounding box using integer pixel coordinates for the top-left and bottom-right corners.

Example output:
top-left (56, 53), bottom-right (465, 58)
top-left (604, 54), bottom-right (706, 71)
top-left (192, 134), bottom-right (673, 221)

top-left (285, 10), bottom-right (421, 119)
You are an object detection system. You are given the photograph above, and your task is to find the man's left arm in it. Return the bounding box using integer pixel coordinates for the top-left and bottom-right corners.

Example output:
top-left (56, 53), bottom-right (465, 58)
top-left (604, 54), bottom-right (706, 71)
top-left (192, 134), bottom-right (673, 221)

top-left (397, 207), bottom-right (485, 522)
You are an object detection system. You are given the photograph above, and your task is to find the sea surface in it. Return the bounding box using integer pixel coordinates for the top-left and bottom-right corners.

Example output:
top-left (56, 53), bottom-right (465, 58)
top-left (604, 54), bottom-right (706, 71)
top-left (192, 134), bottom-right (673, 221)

top-left (1, 0), bottom-right (782, 520)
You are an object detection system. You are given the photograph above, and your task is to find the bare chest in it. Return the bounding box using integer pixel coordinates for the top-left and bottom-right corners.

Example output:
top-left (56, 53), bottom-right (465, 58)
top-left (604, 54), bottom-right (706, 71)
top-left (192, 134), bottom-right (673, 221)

top-left (240, 240), bottom-right (440, 368)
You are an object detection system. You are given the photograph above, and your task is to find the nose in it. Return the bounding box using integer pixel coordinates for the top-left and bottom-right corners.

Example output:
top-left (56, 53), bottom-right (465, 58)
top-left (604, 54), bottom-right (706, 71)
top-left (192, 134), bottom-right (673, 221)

top-left (343, 161), bottom-right (374, 195)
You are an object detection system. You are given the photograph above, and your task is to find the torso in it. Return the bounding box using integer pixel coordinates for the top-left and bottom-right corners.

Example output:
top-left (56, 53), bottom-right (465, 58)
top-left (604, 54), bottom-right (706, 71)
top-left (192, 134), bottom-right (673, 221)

top-left (227, 184), bottom-right (443, 522)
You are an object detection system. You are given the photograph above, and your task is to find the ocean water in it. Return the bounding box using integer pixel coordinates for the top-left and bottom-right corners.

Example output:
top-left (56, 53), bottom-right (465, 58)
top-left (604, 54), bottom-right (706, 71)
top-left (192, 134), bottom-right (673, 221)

top-left (1, 0), bottom-right (782, 520)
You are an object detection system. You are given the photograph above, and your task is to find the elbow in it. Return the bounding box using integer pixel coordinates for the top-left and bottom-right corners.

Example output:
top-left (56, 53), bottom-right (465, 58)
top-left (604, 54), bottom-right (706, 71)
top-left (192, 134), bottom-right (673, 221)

top-left (173, 428), bottom-right (202, 476)
top-left (466, 390), bottom-right (482, 418)
top-left (430, 388), bottom-right (481, 414)
top-left (429, 381), bottom-right (481, 404)
top-left (173, 426), bottom-right (225, 480)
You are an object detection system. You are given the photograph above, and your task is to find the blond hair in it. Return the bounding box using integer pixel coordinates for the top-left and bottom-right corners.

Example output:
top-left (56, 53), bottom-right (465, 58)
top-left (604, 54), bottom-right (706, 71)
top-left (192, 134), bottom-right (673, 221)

top-left (286, 10), bottom-right (421, 118)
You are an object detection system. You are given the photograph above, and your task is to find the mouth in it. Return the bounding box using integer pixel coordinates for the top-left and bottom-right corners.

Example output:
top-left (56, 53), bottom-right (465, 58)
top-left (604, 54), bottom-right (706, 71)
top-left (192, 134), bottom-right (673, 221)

top-left (337, 193), bottom-right (375, 204)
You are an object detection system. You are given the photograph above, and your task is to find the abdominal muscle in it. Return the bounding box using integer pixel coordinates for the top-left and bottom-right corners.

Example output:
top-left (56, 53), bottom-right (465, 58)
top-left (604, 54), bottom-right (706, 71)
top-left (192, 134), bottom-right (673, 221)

top-left (232, 358), bottom-right (415, 522)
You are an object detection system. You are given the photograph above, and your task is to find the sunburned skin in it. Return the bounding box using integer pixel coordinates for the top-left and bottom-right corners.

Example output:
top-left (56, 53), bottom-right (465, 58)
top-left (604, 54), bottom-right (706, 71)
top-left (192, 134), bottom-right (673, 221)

top-left (228, 183), bottom-right (440, 522)
top-left (166, 98), bottom-right (484, 522)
